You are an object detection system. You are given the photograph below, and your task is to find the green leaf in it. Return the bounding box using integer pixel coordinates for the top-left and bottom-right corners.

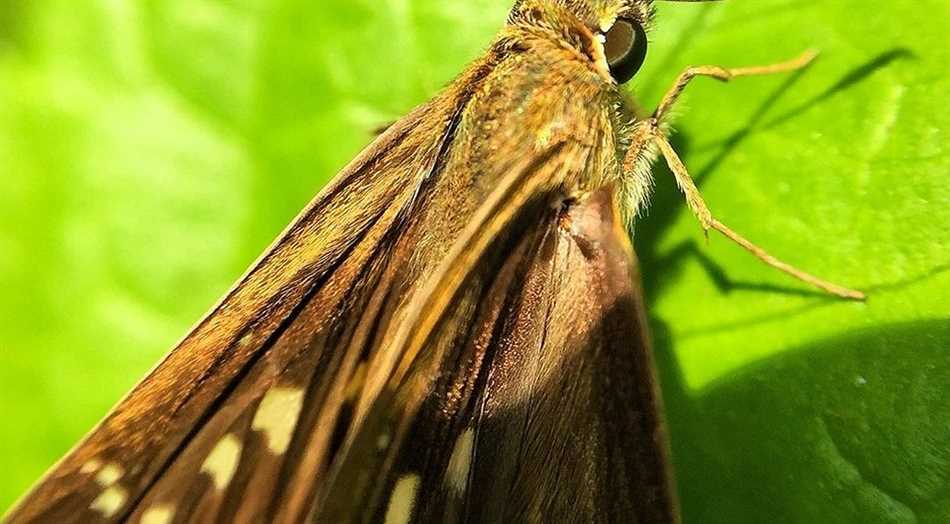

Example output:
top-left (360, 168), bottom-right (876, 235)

top-left (635, 3), bottom-right (950, 521)
top-left (0, 0), bottom-right (947, 521)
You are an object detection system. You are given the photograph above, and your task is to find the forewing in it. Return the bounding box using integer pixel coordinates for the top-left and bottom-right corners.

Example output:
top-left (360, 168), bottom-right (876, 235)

top-left (6, 13), bottom-right (674, 524)
top-left (5, 52), bottom-right (501, 524)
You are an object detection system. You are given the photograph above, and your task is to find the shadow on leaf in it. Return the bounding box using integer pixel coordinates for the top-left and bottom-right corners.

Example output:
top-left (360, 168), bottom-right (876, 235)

top-left (653, 318), bottom-right (950, 523)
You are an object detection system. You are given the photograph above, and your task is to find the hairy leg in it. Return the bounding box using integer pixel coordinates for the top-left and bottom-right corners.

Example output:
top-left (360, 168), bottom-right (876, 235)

top-left (629, 51), bottom-right (865, 300)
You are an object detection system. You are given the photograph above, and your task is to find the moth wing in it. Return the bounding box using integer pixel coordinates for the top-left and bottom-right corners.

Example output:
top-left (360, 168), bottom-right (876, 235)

top-left (8, 20), bottom-right (677, 524)
top-left (461, 188), bottom-right (677, 523)
top-left (318, 186), bottom-right (677, 524)
top-left (4, 58), bottom-right (492, 523)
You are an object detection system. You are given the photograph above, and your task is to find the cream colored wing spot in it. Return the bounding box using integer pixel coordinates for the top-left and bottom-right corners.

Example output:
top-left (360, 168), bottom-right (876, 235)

top-left (89, 485), bottom-right (128, 518)
top-left (79, 459), bottom-right (102, 474)
top-left (95, 462), bottom-right (124, 487)
top-left (384, 473), bottom-right (421, 524)
top-left (252, 386), bottom-right (305, 454)
top-left (201, 433), bottom-right (243, 491)
top-left (236, 332), bottom-right (255, 348)
top-left (376, 431), bottom-right (392, 451)
top-left (140, 504), bottom-right (176, 524)
top-left (444, 428), bottom-right (474, 494)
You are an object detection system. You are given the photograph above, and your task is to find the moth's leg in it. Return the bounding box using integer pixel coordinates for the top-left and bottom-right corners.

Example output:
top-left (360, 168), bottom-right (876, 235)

top-left (653, 50), bottom-right (818, 121)
top-left (635, 50), bottom-right (864, 300)
top-left (652, 133), bottom-right (865, 301)
top-left (639, 52), bottom-right (817, 218)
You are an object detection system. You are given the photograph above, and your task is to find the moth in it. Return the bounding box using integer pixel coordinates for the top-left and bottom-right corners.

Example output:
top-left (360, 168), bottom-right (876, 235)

top-left (6, 0), bottom-right (865, 523)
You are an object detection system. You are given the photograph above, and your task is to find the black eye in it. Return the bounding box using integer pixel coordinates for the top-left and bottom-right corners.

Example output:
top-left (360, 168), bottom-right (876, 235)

top-left (603, 18), bottom-right (648, 84)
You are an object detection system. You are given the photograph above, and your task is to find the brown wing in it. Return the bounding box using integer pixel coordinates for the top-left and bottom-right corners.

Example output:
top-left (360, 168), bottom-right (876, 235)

top-left (316, 187), bottom-right (676, 524)
top-left (4, 48), bottom-right (502, 524)
top-left (6, 21), bottom-right (653, 523)
top-left (463, 188), bottom-right (674, 523)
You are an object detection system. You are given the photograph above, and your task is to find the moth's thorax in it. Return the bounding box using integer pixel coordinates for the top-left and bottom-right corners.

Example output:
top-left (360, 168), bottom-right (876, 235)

top-left (396, 0), bottom-right (656, 279)
top-left (503, 0), bottom-right (658, 221)
top-left (502, 0), bottom-right (652, 149)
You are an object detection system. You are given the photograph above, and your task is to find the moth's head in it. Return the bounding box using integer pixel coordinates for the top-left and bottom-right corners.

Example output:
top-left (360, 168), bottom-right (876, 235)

top-left (507, 0), bottom-right (711, 84)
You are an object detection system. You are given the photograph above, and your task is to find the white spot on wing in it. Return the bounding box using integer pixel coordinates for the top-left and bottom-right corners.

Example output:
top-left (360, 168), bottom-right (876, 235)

top-left (201, 433), bottom-right (243, 490)
top-left (80, 459), bottom-right (102, 474)
top-left (89, 485), bottom-right (127, 518)
top-left (444, 429), bottom-right (474, 494)
top-left (95, 462), bottom-right (124, 487)
top-left (252, 387), bottom-right (305, 454)
top-left (376, 432), bottom-right (391, 451)
top-left (384, 474), bottom-right (420, 524)
top-left (141, 504), bottom-right (176, 524)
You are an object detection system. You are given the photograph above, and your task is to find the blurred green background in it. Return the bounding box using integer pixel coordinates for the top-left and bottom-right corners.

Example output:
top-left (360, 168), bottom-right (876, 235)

top-left (1, 0), bottom-right (948, 521)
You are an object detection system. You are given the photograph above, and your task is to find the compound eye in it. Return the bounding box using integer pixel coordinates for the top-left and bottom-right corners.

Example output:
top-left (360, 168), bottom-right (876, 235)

top-left (603, 18), bottom-right (648, 84)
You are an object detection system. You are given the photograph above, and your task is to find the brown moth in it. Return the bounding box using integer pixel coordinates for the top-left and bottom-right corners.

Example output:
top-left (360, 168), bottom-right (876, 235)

top-left (6, 0), bottom-right (864, 523)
